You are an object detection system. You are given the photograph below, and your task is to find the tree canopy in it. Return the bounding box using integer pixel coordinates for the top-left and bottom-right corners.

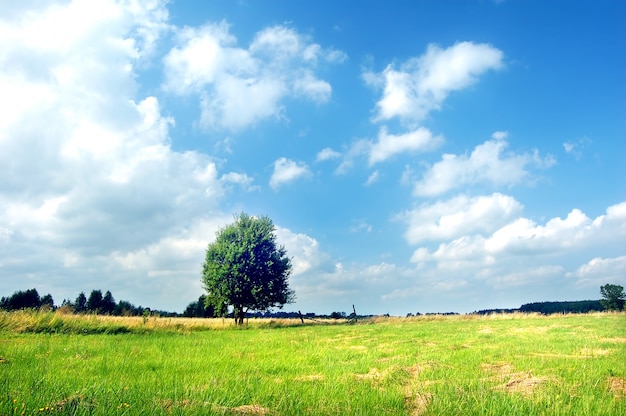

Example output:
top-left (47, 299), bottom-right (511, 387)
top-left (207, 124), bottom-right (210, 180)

top-left (600, 283), bottom-right (625, 311)
top-left (202, 213), bottom-right (294, 324)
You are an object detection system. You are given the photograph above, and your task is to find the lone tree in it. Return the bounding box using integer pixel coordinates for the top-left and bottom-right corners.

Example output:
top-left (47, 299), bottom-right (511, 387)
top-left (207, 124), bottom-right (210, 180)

top-left (600, 284), bottom-right (625, 311)
top-left (202, 213), bottom-right (294, 325)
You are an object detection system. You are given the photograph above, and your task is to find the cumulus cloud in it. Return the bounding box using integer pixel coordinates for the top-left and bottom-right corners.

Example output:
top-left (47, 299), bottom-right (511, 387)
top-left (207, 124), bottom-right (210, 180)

top-left (275, 226), bottom-right (332, 277)
top-left (368, 126), bottom-right (444, 165)
top-left (163, 23), bottom-right (344, 130)
top-left (269, 158), bottom-right (312, 190)
top-left (412, 202), bottom-right (626, 264)
top-left (413, 134), bottom-right (556, 197)
top-left (316, 147), bottom-right (341, 162)
top-left (0, 0), bottom-right (257, 311)
top-left (400, 193), bottom-right (523, 244)
top-left (566, 256), bottom-right (626, 287)
top-left (364, 41), bottom-right (503, 123)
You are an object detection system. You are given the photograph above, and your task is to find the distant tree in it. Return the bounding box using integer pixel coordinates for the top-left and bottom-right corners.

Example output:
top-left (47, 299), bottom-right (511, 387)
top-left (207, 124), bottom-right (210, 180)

top-left (40, 293), bottom-right (54, 310)
top-left (86, 290), bottom-right (103, 313)
top-left (2, 288), bottom-right (41, 310)
top-left (114, 300), bottom-right (136, 316)
top-left (202, 213), bottom-right (294, 325)
top-left (101, 291), bottom-right (116, 315)
top-left (184, 295), bottom-right (216, 318)
top-left (74, 292), bottom-right (87, 313)
top-left (330, 311), bottom-right (346, 319)
top-left (600, 284), bottom-right (625, 311)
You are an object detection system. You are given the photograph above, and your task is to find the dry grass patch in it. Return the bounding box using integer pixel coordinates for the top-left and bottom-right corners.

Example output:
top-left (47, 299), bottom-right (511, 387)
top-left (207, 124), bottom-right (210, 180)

top-left (229, 404), bottom-right (271, 415)
top-left (608, 377), bottom-right (626, 399)
top-left (403, 363), bottom-right (432, 416)
top-left (482, 362), bottom-right (550, 396)
top-left (355, 367), bottom-right (387, 381)
top-left (481, 362), bottom-right (515, 379)
top-left (404, 392), bottom-right (431, 416)
top-left (579, 347), bottom-right (612, 357)
top-left (294, 374), bottom-right (325, 382)
top-left (499, 373), bottom-right (548, 395)
top-left (601, 337), bottom-right (626, 343)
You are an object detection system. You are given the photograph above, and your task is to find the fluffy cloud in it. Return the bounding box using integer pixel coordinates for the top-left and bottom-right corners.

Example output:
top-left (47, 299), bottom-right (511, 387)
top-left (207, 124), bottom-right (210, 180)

top-left (0, 0), bottom-right (257, 310)
top-left (365, 41), bottom-right (503, 123)
top-left (275, 227), bottom-right (332, 277)
top-left (400, 193), bottom-right (523, 244)
top-left (413, 132), bottom-right (556, 197)
top-left (566, 256), bottom-right (626, 287)
top-left (368, 126), bottom-right (444, 165)
top-left (163, 23), bottom-right (344, 130)
top-left (412, 202), bottom-right (626, 265)
top-left (269, 158), bottom-right (312, 190)
top-left (316, 147), bottom-right (341, 162)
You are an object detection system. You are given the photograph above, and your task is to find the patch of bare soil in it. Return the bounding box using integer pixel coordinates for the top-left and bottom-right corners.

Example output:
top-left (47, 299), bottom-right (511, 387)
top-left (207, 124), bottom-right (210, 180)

top-left (608, 377), bottom-right (626, 399)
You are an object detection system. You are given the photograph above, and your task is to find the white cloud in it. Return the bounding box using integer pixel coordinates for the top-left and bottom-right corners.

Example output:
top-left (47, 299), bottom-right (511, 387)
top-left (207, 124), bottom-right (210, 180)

top-left (220, 171), bottom-right (258, 191)
top-left (413, 134), bottom-right (556, 197)
top-left (316, 147), bottom-right (341, 162)
top-left (368, 126), bottom-right (444, 165)
top-left (567, 256), bottom-right (626, 288)
top-left (163, 23), bottom-right (344, 130)
top-left (563, 137), bottom-right (591, 160)
top-left (491, 130), bottom-right (508, 140)
top-left (364, 171), bottom-right (380, 186)
top-left (275, 226), bottom-right (332, 277)
top-left (269, 157), bottom-right (312, 190)
top-left (0, 0), bottom-right (258, 311)
top-left (365, 41), bottom-right (503, 123)
top-left (400, 193), bottom-right (523, 244)
top-left (412, 202), bottom-right (626, 263)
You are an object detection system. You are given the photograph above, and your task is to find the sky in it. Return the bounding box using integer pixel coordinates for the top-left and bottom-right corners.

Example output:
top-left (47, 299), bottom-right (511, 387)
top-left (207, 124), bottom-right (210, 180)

top-left (1, 0), bottom-right (624, 315)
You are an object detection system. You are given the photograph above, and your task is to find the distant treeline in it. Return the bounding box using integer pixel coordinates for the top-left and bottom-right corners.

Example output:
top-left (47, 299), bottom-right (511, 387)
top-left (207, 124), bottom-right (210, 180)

top-left (0, 288), bottom-right (177, 317)
top-left (474, 300), bottom-right (604, 315)
top-left (0, 288), bottom-right (611, 318)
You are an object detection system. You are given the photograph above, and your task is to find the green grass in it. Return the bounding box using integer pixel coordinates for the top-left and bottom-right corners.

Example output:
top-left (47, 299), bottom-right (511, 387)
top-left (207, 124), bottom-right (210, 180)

top-left (1, 312), bottom-right (624, 415)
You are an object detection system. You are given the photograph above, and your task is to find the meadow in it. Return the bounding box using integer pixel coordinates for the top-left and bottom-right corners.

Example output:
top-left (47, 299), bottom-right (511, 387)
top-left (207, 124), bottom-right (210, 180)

top-left (0, 311), bottom-right (624, 415)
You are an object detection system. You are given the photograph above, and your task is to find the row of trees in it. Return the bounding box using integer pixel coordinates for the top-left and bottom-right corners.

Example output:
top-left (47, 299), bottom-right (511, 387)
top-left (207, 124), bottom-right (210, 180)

top-left (0, 288), bottom-right (172, 317)
top-left (0, 288), bottom-right (54, 311)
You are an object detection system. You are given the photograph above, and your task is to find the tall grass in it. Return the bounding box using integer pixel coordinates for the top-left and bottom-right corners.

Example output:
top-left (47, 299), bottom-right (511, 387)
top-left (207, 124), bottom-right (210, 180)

top-left (1, 311), bottom-right (624, 415)
top-left (0, 310), bottom-right (344, 334)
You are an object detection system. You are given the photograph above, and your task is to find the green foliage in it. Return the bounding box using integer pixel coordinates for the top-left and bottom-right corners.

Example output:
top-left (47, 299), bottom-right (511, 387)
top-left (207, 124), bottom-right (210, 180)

top-left (202, 213), bottom-right (294, 324)
top-left (518, 300), bottom-right (604, 314)
top-left (600, 284), bottom-right (625, 311)
top-left (74, 292), bottom-right (87, 313)
top-left (0, 288), bottom-right (54, 311)
top-left (86, 290), bottom-right (103, 313)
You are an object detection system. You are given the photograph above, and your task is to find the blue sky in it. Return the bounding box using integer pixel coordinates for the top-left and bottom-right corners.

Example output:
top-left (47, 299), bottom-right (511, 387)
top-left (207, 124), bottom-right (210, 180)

top-left (0, 0), bottom-right (624, 315)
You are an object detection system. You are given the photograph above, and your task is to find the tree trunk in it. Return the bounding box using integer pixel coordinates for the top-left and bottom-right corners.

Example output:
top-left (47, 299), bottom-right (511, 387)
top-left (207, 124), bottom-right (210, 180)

top-left (234, 305), bottom-right (245, 325)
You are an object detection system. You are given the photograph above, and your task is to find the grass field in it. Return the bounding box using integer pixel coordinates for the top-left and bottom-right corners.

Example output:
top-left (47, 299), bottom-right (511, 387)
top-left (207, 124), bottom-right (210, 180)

top-left (1, 311), bottom-right (624, 415)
